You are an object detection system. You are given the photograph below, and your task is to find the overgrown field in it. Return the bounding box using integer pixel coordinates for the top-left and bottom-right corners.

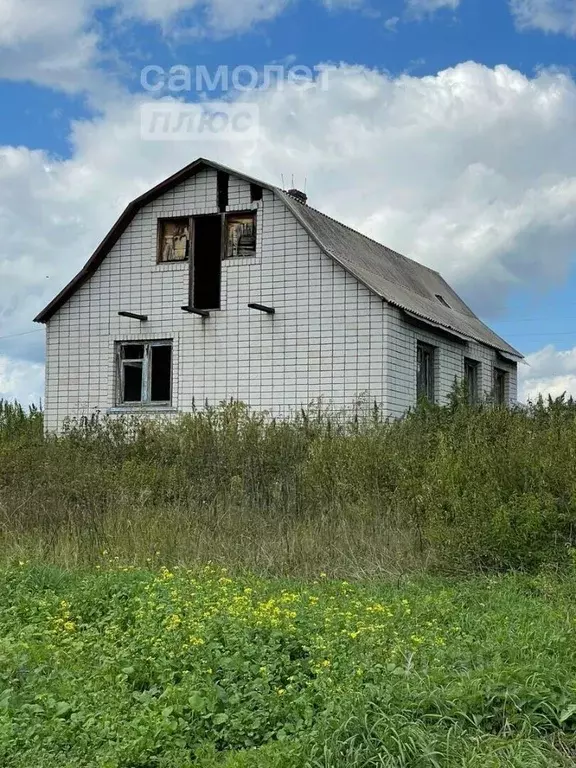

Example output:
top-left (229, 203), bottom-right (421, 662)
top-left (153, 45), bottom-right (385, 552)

top-left (1, 394), bottom-right (576, 574)
top-left (2, 398), bottom-right (576, 765)
top-left (2, 564), bottom-right (576, 767)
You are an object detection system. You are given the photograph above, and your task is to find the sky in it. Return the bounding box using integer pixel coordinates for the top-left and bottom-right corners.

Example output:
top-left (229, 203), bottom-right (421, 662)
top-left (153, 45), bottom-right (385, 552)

top-left (1, 0), bottom-right (576, 405)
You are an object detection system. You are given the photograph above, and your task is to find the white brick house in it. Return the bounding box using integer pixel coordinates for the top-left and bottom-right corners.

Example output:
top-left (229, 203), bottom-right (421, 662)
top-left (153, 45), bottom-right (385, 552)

top-left (35, 158), bottom-right (521, 432)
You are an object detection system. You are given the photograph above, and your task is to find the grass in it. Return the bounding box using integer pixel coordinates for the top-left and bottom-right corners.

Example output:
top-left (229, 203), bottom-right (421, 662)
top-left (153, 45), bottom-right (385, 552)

top-left (2, 396), bottom-right (576, 764)
top-left (1, 392), bottom-right (576, 575)
top-left (1, 563), bottom-right (576, 767)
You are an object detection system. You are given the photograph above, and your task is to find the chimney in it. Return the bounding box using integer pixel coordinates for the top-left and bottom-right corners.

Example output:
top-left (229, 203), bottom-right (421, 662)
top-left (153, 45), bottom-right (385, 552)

top-left (287, 188), bottom-right (308, 205)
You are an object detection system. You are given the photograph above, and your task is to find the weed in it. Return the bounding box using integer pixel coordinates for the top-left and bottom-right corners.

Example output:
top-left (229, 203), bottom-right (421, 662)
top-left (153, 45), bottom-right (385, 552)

top-left (0, 565), bottom-right (574, 766)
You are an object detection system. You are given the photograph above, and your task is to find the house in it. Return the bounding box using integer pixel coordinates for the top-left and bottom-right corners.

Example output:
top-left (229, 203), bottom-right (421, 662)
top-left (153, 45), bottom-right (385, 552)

top-left (34, 158), bottom-right (522, 432)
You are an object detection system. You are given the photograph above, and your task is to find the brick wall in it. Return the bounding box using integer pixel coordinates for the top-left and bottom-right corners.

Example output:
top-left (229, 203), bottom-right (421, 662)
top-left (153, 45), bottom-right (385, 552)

top-left (383, 304), bottom-right (518, 418)
top-left (45, 169), bottom-right (386, 431)
top-left (44, 167), bottom-right (518, 431)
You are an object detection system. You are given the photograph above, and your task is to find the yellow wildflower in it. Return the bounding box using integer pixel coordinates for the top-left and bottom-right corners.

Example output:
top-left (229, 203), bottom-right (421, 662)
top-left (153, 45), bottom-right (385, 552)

top-left (165, 614), bottom-right (182, 630)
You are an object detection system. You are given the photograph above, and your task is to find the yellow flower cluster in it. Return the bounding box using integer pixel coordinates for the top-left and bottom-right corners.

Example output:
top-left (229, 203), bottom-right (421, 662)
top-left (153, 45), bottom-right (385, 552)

top-left (53, 563), bottom-right (447, 690)
top-left (53, 600), bottom-right (76, 633)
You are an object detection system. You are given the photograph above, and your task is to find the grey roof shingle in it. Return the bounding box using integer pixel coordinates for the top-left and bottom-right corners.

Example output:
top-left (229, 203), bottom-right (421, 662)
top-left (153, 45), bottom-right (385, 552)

top-left (277, 190), bottom-right (522, 358)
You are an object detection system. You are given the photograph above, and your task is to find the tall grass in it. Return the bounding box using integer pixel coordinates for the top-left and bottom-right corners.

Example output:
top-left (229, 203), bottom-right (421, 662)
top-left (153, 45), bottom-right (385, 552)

top-left (1, 391), bottom-right (576, 575)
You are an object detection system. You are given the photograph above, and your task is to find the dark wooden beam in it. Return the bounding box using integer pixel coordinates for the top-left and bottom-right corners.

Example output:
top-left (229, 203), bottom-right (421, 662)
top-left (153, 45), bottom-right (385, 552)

top-left (217, 171), bottom-right (229, 212)
top-left (182, 306), bottom-right (210, 318)
top-left (248, 303), bottom-right (275, 315)
top-left (118, 311), bottom-right (148, 322)
top-left (188, 216), bottom-right (195, 310)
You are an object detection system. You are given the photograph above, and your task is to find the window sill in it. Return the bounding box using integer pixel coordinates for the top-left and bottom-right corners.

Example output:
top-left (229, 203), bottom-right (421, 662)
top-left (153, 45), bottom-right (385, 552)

top-left (154, 261), bottom-right (188, 270)
top-left (107, 406), bottom-right (178, 415)
top-left (222, 257), bottom-right (258, 267)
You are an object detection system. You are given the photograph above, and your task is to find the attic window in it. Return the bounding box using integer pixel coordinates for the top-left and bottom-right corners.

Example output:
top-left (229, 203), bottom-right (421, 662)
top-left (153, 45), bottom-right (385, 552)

top-left (225, 213), bottom-right (256, 259)
top-left (435, 294), bottom-right (451, 308)
top-left (158, 218), bottom-right (190, 263)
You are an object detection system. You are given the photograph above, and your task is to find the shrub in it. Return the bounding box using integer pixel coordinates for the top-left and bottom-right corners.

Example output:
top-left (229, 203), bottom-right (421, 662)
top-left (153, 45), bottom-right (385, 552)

top-left (1, 394), bottom-right (576, 574)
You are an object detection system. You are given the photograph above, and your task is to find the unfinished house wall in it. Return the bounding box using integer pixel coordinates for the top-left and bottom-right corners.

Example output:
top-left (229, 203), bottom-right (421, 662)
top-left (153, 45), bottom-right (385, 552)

top-left (43, 167), bottom-right (518, 432)
top-left (44, 169), bottom-right (387, 432)
top-left (382, 304), bottom-right (518, 418)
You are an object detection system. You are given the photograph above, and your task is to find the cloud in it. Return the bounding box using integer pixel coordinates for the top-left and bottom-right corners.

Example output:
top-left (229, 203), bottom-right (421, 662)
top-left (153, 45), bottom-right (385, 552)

top-left (0, 0), bottom-right (298, 90)
top-left (510, 0), bottom-right (576, 36)
top-left (0, 0), bottom-right (469, 92)
top-left (0, 355), bottom-right (44, 405)
top-left (406, 0), bottom-right (460, 16)
top-left (0, 0), bottom-right (102, 91)
top-left (519, 345), bottom-right (576, 401)
top-left (2, 61), bottom-right (576, 403)
top-left (321, 0), bottom-right (365, 8)
top-left (118, 0), bottom-right (294, 35)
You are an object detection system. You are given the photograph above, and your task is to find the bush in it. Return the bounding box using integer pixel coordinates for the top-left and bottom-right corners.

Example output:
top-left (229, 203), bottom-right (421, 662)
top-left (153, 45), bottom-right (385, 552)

top-left (1, 393), bottom-right (576, 574)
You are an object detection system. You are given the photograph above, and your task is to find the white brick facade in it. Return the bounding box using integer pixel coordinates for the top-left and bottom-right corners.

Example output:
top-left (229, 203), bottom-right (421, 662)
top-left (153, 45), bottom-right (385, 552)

top-left (43, 167), bottom-right (517, 432)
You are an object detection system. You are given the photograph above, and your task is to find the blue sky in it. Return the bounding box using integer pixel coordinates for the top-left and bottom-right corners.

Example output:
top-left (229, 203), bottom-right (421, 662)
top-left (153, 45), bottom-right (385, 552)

top-left (0, 0), bottom-right (576, 401)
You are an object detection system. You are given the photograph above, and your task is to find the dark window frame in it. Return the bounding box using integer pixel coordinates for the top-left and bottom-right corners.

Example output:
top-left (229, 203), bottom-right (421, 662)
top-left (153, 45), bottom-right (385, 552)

top-left (116, 340), bottom-right (173, 406)
top-left (157, 217), bottom-right (191, 264)
top-left (493, 367), bottom-right (508, 406)
top-left (464, 358), bottom-right (480, 404)
top-left (417, 342), bottom-right (436, 402)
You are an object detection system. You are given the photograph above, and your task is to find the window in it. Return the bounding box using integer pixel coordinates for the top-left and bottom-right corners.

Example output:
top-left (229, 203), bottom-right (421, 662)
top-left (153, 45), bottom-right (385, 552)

top-left (117, 341), bottom-right (172, 406)
top-left (435, 294), bottom-right (451, 308)
top-left (225, 213), bottom-right (256, 259)
top-left (464, 358), bottom-right (479, 404)
top-left (158, 218), bottom-right (190, 263)
top-left (183, 212), bottom-right (257, 312)
top-left (417, 342), bottom-right (436, 402)
top-left (494, 368), bottom-right (507, 405)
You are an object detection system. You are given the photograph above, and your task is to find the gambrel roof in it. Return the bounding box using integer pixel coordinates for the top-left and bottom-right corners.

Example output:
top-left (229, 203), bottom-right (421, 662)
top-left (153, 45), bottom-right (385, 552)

top-left (34, 158), bottom-right (521, 359)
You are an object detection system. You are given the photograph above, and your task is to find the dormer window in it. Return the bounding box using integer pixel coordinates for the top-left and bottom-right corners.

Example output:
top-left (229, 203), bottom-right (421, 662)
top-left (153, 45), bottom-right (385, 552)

top-left (158, 218), bottom-right (190, 263)
top-left (225, 213), bottom-right (256, 259)
top-left (435, 294), bottom-right (450, 308)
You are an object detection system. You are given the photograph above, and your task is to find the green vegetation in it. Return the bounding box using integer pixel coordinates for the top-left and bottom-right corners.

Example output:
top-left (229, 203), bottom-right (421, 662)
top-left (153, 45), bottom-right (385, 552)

top-left (1, 393), bottom-right (576, 574)
top-left (1, 563), bottom-right (576, 767)
top-left (2, 396), bottom-right (576, 765)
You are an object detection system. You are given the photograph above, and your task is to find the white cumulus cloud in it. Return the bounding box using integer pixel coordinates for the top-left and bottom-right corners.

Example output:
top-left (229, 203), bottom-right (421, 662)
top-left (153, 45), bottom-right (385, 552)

top-left (0, 355), bottom-right (44, 405)
top-left (520, 345), bottom-right (576, 401)
top-left (510, 0), bottom-right (576, 36)
top-left (119, 0), bottom-right (294, 34)
top-left (2, 62), bottom-right (576, 403)
top-left (0, 0), bottom-right (101, 91)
